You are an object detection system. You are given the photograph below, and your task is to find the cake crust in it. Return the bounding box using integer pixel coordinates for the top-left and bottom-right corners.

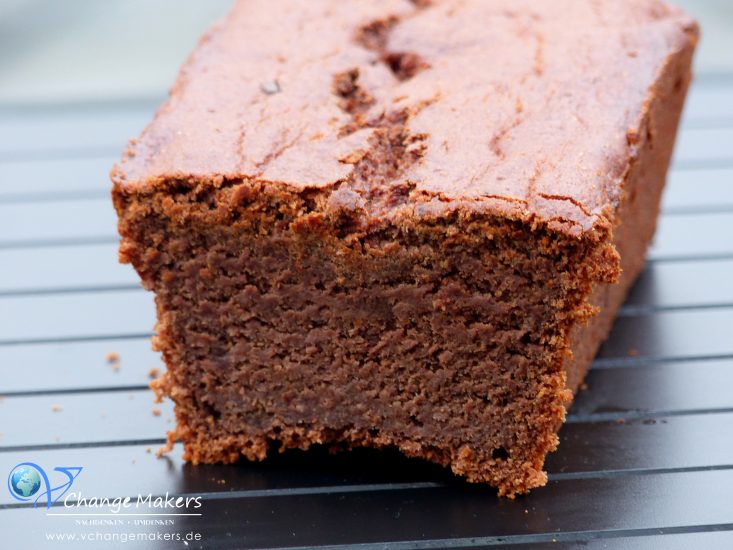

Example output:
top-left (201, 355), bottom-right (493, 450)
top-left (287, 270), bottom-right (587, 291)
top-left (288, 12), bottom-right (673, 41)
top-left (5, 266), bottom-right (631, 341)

top-left (113, 0), bottom-right (697, 236)
top-left (112, 0), bottom-right (698, 496)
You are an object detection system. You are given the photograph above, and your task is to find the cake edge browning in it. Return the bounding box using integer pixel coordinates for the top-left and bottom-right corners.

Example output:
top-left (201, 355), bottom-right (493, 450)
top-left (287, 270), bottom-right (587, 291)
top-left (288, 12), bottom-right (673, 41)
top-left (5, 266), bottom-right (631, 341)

top-left (111, 0), bottom-right (699, 241)
top-left (564, 22), bottom-right (698, 393)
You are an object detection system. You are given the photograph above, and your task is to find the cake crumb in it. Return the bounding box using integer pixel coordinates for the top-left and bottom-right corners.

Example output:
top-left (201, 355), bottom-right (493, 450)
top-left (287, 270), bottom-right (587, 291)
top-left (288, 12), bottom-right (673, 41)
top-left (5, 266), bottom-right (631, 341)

top-left (148, 367), bottom-right (160, 379)
top-left (52, 404), bottom-right (63, 412)
top-left (627, 347), bottom-right (638, 357)
top-left (579, 382), bottom-right (588, 391)
top-left (152, 408), bottom-right (162, 417)
top-left (111, 363), bottom-right (121, 372)
top-left (145, 447), bottom-right (152, 454)
top-left (616, 418), bottom-right (626, 424)
top-left (106, 352), bottom-right (120, 363)
top-left (260, 80), bottom-right (281, 95)
top-left (155, 433), bottom-right (176, 458)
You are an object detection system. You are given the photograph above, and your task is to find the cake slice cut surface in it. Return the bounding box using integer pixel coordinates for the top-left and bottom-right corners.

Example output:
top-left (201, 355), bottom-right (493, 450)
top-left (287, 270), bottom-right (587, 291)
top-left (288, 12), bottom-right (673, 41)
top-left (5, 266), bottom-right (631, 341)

top-left (112, 0), bottom-right (698, 496)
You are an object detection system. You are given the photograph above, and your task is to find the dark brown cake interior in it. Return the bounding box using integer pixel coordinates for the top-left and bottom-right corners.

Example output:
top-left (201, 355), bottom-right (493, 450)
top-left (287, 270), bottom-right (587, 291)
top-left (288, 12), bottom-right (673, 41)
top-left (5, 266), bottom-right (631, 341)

top-left (115, 180), bottom-right (618, 495)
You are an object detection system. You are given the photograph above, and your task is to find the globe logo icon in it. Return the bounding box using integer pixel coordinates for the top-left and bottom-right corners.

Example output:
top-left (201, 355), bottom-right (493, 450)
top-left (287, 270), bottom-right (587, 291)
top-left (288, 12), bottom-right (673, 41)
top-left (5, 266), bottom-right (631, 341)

top-left (9, 465), bottom-right (42, 499)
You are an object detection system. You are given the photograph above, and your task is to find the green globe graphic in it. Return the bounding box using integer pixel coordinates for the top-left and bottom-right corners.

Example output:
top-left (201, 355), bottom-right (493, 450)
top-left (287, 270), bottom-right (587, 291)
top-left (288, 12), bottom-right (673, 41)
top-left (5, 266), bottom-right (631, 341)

top-left (9, 465), bottom-right (42, 498)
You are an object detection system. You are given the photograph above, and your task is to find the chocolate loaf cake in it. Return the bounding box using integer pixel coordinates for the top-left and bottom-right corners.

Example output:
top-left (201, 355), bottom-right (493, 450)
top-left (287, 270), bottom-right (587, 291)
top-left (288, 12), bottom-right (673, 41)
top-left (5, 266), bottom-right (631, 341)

top-left (112, 0), bottom-right (698, 496)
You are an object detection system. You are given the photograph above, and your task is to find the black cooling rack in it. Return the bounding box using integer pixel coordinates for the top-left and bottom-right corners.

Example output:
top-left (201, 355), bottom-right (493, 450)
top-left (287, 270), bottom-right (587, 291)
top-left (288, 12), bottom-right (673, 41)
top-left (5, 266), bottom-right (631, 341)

top-left (0, 75), bottom-right (732, 549)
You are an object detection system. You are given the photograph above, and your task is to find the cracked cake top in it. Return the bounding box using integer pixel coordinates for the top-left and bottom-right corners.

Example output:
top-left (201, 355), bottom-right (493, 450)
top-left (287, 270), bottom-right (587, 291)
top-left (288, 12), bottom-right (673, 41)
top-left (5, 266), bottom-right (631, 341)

top-left (112, 0), bottom-right (697, 236)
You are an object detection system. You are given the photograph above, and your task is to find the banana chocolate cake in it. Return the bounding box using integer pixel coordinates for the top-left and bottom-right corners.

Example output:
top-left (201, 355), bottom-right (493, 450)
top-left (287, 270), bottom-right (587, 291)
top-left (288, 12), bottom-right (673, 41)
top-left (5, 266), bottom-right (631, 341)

top-left (112, 0), bottom-right (698, 496)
